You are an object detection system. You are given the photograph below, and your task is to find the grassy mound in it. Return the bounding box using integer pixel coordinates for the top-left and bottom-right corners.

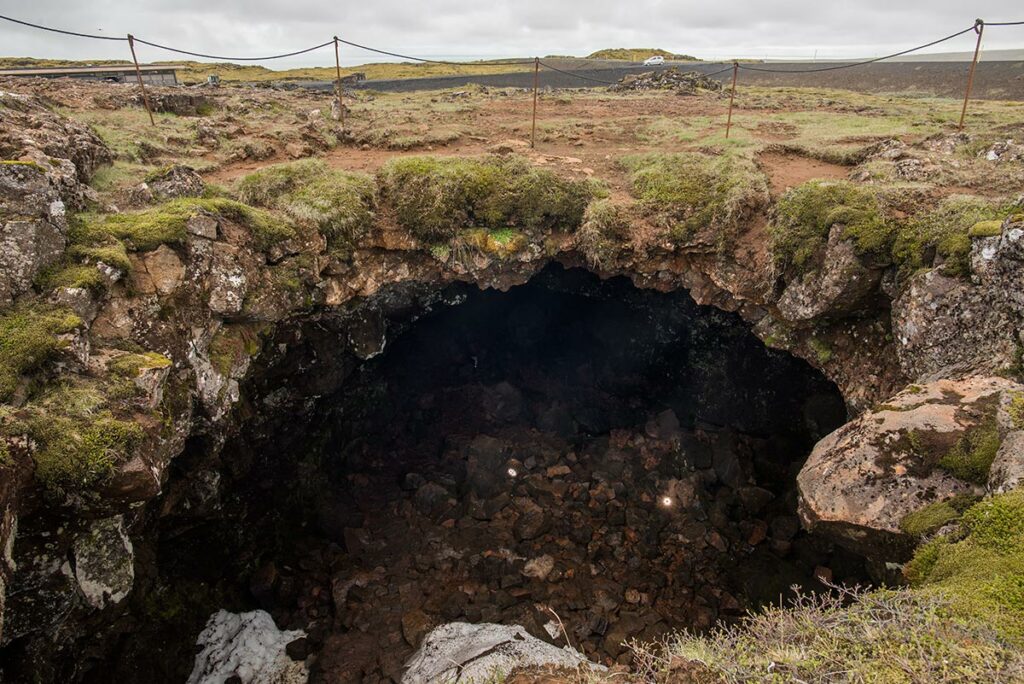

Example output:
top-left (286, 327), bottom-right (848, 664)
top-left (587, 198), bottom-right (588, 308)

top-left (237, 159), bottom-right (375, 253)
top-left (623, 152), bottom-right (766, 242)
top-left (586, 48), bottom-right (697, 61)
top-left (377, 156), bottom-right (597, 242)
top-left (770, 183), bottom-right (1017, 278)
top-left (380, 155), bottom-right (598, 242)
top-left (905, 490), bottom-right (1024, 641)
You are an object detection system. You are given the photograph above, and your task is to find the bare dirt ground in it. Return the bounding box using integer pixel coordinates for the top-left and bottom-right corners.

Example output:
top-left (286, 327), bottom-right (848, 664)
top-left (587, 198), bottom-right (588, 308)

top-left (3, 72), bottom-right (1022, 232)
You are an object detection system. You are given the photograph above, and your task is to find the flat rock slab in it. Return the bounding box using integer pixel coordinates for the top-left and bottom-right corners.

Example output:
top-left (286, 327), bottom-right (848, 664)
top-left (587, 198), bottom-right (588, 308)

top-left (401, 622), bottom-right (603, 684)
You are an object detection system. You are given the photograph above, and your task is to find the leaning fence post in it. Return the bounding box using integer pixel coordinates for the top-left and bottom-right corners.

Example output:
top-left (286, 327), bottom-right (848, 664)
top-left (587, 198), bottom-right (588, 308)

top-left (127, 34), bottom-right (155, 126)
top-left (725, 62), bottom-right (738, 139)
top-left (531, 57), bottom-right (540, 148)
top-left (958, 19), bottom-right (985, 130)
top-left (333, 36), bottom-right (345, 128)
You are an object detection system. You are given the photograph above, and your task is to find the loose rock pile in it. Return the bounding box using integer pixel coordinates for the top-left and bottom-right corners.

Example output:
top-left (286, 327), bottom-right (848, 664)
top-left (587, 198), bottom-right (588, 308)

top-left (240, 410), bottom-right (858, 682)
top-left (609, 68), bottom-right (724, 95)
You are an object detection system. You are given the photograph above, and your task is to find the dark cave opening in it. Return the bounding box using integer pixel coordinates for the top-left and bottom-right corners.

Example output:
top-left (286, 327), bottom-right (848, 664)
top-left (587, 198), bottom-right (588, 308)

top-left (89, 264), bottom-right (864, 683)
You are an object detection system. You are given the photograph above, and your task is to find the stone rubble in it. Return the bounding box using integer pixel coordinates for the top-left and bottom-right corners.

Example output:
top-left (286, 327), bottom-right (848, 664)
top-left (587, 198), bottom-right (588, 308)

top-left (609, 68), bottom-right (724, 95)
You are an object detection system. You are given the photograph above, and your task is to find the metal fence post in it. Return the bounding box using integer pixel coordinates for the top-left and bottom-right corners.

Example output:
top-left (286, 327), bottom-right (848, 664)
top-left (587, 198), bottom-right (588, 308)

top-left (531, 57), bottom-right (540, 148)
top-left (333, 36), bottom-right (345, 128)
top-left (958, 19), bottom-right (985, 130)
top-left (127, 34), bottom-right (155, 126)
top-left (725, 62), bottom-right (738, 139)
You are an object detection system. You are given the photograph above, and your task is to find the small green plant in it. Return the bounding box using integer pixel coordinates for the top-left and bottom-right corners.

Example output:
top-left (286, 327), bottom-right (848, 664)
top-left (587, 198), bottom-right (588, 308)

top-left (807, 337), bottom-right (833, 364)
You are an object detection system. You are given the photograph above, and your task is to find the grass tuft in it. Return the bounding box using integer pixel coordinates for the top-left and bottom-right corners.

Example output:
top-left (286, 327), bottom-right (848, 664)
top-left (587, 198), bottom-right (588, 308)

top-left (939, 408), bottom-right (1001, 484)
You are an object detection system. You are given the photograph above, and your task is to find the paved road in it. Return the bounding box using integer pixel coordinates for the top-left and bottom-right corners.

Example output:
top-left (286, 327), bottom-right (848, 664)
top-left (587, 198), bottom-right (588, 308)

top-left (298, 60), bottom-right (1024, 100)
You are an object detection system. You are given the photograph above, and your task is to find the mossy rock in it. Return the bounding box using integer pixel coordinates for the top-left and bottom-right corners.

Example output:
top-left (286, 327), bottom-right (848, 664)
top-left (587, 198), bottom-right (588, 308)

top-left (0, 305), bottom-right (81, 401)
top-left (938, 408), bottom-right (1001, 485)
top-left (768, 180), bottom-right (887, 271)
top-left (70, 197), bottom-right (293, 253)
top-left (968, 220), bottom-right (1004, 238)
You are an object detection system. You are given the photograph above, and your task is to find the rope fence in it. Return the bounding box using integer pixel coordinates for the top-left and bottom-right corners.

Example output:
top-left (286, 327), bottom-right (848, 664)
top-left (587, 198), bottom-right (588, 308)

top-left (0, 13), bottom-right (1021, 143)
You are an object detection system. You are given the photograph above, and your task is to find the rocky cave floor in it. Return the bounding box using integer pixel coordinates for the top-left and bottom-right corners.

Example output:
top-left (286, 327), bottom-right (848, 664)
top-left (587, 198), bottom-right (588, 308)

top-left (83, 266), bottom-right (867, 683)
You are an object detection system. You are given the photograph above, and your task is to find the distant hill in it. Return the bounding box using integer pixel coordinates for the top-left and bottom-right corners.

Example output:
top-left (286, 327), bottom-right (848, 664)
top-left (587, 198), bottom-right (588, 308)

top-left (586, 48), bottom-right (698, 62)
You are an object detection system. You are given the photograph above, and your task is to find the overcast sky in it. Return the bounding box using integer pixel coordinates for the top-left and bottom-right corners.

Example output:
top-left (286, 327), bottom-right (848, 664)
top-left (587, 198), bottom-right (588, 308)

top-left (0, 1), bottom-right (1021, 68)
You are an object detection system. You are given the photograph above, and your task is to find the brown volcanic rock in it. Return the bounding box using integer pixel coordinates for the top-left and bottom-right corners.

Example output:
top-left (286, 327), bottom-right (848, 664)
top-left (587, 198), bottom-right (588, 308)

top-left (797, 376), bottom-right (1024, 559)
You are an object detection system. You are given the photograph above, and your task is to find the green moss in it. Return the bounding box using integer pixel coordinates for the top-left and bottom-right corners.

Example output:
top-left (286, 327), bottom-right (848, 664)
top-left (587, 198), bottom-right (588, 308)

top-left (968, 220), bottom-right (1004, 237)
top-left (70, 197), bottom-right (293, 253)
top-left (237, 159), bottom-right (375, 251)
top-left (622, 152), bottom-right (765, 242)
top-left (68, 242), bottom-right (132, 272)
top-left (769, 180), bottom-right (888, 271)
top-left (939, 410), bottom-right (1001, 484)
top-left (0, 306), bottom-right (81, 401)
top-left (108, 352), bottom-right (172, 378)
top-left (0, 159), bottom-right (44, 171)
top-left (30, 412), bottom-right (143, 493)
top-left (208, 325), bottom-right (263, 376)
top-left (906, 490), bottom-right (1024, 641)
top-left (807, 337), bottom-right (833, 364)
top-left (1009, 393), bottom-right (1024, 430)
top-left (900, 494), bottom-right (977, 538)
top-left (894, 196), bottom-right (1016, 279)
top-left (36, 263), bottom-right (105, 292)
top-left (377, 155), bottom-right (595, 241)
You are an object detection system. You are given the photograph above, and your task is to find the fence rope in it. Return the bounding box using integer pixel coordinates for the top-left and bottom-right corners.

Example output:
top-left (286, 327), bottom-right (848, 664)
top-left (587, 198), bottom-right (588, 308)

top-left (131, 37), bottom-right (334, 62)
top-left (736, 24), bottom-right (978, 73)
top-left (335, 37), bottom-right (535, 66)
top-left (0, 12), bottom-right (127, 41)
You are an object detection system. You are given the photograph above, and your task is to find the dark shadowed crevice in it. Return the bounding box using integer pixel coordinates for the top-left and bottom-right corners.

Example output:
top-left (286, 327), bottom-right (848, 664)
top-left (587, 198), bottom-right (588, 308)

top-left (84, 264), bottom-right (864, 682)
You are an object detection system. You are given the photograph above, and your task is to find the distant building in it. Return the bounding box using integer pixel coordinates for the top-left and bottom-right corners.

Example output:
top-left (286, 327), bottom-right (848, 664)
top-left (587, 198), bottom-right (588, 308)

top-left (0, 64), bottom-right (184, 85)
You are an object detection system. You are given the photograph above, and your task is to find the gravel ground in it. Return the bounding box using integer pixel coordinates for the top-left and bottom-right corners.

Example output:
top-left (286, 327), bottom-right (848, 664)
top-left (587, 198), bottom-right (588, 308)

top-left (297, 60), bottom-right (1024, 100)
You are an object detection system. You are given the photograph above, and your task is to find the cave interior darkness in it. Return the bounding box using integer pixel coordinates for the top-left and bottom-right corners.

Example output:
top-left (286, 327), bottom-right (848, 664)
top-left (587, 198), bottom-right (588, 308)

top-left (93, 264), bottom-right (867, 683)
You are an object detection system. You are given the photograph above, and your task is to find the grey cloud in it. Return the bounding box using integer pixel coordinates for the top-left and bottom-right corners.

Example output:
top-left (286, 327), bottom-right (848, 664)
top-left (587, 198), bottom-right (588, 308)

top-left (0, 0), bottom-right (1019, 66)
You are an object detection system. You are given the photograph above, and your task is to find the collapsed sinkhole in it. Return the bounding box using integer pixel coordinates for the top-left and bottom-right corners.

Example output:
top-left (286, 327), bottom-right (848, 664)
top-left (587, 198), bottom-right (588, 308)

top-left (95, 264), bottom-right (865, 682)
